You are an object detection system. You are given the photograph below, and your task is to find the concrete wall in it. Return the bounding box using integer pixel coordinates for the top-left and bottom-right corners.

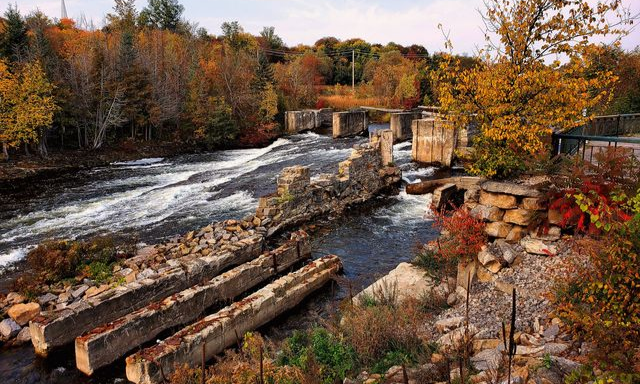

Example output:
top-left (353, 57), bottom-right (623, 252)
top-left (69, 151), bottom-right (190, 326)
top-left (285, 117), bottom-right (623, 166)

top-left (333, 110), bottom-right (369, 138)
top-left (390, 112), bottom-right (422, 142)
top-left (126, 256), bottom-right (343, 384)
top-left (411, 118), bottom-right (457, 167)
top-left (370, 129), bottom-right (394, 166)
top-left (255, 134), bottom-right (400, 235)
top-left (284, 108), bottom-right (334, 134)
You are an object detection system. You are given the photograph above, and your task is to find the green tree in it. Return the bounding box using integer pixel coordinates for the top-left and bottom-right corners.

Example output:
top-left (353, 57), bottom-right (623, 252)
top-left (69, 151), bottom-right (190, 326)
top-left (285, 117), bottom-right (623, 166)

top-left (0, 5), bottom-right (28, 62)
top-left (107, 0), bottom-right (138, 32)
top-left (139, 0), bottom-right (184, 31)
top-left (259, 26), bottom-right (284, 50)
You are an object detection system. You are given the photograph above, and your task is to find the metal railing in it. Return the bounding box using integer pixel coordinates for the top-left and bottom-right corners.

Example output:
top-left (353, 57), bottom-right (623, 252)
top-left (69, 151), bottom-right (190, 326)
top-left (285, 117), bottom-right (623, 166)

top-left (551, 133), bottom-right (640, 163)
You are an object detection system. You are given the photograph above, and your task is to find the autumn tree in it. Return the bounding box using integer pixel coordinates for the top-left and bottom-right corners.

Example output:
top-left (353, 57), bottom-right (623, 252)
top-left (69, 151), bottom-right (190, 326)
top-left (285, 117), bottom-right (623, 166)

top-left (275, 51), bottom-right (329, 110)
top-left (0, 60), bottom-right (58, 157)
top-left (434, 0), bottom-right (635, 178)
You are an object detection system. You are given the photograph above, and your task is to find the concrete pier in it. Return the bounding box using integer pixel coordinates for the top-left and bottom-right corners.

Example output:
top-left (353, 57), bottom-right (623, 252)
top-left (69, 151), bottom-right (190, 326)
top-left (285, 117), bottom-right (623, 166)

top-left (125, 255), bottom-right (343, 384)
top-left (333, 110), bottom-right (369, 138)
top-left (30, 235), bottom-right (264, 355)
top-left (390, 112), bottom-right (422, 141)
top-left (285, 109), bottom-right (333, 134)
top-left (75, 232), bottom-right (310, 375)
top-left (411, 118), bottom-right (457, 167)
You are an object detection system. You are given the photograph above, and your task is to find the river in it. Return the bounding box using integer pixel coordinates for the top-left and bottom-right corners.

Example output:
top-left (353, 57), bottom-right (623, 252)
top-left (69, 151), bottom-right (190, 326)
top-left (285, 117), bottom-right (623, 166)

top-left (0, 127), bottom-right (439, 383)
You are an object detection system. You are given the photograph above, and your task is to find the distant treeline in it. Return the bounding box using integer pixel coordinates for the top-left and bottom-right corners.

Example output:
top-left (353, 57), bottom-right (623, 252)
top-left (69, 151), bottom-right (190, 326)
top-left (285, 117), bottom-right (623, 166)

top-left (0, 0), bottom-right (637, 159)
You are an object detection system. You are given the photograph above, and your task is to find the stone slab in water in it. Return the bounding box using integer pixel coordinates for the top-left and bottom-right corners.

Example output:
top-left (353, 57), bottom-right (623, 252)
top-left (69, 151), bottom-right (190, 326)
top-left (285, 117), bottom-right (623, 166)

top-left (125, 255), bottom-right (342, 384)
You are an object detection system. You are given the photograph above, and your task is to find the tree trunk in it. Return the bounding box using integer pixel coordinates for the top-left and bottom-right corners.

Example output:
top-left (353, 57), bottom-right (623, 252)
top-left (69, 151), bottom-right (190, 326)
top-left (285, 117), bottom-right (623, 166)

top-left (24, 143), bottom-right (30, 156)
top-left (38, 130), bottom-right (49, 158)
top-left (2, 142), bottom-right (8, 161)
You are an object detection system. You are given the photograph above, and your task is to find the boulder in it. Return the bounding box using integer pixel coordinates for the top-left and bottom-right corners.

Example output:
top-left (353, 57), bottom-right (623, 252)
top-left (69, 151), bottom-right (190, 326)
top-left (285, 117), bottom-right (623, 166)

top-left (437, 325), bottom-right (479, 353)
top-left (354, 262), bottom-right (433, 305)
top-left (521, 238), bottom-right (557, 256)
top-left (0, 318), bottom-right (21, 339)
top-left (496, 240), bottom-right (518, 264)
top-left (531, 226), bottom-right (561, 241)
top-left (521, 197), bottom-right (547, 211)
top-left (506, 225), bottom-right (527, 242)
top-left (464, 186), bottom-right (481, 203)
top-left (477, 247), bottom-right (502, 273)
top-left (71, 285), bottom-right (89, 299)
top-left (485, 222), bottom-right (513, 238)
top-left (6, 292), bottom-right (26, 305)
top-left (15, 326), bottom-right (31, 344)
top-left (37, 293), bottom-right (57, 306)
top-left (481, 181), bottom-right (543, 197)
top-left (432, 183), bottom-right (458, 211)
top-left (435, 317), bottom-right (464, 333)
top-left (548, 209), bottom-right (563, 225)
top-left (8, 302), bottom-right (41, 326)
top-left (470, 204), bottom-right (504, 222)
top-left (471, 348), bottom-right (502, 371)
top-left (479, 191), bottom-right (517, 209)
top-left (503, 209), bottom-right (535, 226)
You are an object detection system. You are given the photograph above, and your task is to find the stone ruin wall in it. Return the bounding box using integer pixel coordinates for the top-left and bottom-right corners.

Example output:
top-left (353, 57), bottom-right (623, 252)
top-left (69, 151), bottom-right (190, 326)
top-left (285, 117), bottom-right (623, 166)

top-left (284, 108), bottom-right (333, 134)
top-left (463, 181), bottom-right (563, 243)
top-left (256, 130), bottom-right (401, 235)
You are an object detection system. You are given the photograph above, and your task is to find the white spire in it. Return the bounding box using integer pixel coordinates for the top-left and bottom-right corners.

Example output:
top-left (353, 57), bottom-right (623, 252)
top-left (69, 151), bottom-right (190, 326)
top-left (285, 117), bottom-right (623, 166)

top-left (61, 0), bottom-right (68, 19)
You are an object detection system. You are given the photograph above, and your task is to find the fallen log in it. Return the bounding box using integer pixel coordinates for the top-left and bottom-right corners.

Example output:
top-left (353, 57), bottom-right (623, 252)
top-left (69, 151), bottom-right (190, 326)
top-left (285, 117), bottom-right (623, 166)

top-left (75, 232), bottom-right (310, 375)
top-left (125, 255), bottom-right (343, 384)
top-left (406, 176), bottom-right (484, 195)
top-left (30, 235), bottom-right (264, 356)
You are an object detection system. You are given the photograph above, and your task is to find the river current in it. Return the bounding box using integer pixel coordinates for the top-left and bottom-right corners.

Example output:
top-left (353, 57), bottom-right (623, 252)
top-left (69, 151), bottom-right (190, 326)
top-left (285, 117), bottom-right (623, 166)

top-left (0, 127), bottom-right (439, 383)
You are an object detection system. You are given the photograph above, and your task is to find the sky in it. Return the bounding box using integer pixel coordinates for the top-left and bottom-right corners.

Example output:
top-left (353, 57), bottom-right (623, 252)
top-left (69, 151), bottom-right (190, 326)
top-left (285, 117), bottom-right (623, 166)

top-left (8, 0), bottom-right (640, 55)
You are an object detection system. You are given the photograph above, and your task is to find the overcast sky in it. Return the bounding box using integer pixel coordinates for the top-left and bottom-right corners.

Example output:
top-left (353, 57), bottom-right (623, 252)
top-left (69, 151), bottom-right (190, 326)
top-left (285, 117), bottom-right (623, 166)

top-left (8, 0), bottom-right (640, 55)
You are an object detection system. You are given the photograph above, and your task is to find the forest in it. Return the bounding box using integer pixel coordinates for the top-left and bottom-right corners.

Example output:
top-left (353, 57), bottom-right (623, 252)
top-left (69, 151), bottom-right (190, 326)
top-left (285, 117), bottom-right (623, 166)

top-left (0, 0), bottom-right (638, 160)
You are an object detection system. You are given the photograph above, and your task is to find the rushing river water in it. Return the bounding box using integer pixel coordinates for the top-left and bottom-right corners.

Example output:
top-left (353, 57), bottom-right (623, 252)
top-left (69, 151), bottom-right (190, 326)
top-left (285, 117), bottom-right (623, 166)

top-left (0, 126), bottom-right (439, 383)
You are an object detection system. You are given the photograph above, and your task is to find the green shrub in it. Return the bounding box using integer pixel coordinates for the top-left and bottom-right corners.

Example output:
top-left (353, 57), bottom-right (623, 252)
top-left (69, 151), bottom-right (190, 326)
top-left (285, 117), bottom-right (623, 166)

top-left (371, 350), bottom-right (415, 374)
top-left (278, 328), bottom-right (356, 384)
top-left (467, 135), bottom-right (527, 179)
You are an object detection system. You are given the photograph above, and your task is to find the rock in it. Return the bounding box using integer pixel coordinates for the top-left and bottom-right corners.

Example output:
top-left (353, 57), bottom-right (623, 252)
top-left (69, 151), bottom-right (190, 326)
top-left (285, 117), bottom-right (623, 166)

top-left (57, 291), bottom-right (71, 304)
top-left (8, 302), bottom-right (41, 326)
top-left (521, 197), bottom-right (547, 211)
top-left (471, 348), bottom-right (501, 371)
top-left (477, 247), bottom-right (502, 273)
top-left (495, 240), bottom-right (517, 264)
top-left (0, 318), bottom-right (21, 339)
top-left (548, 209), bottom-right (563, 225)
top-left (550, 356), bottom-right (582, 375)
top-left (521, 238), bottom-right (557, 256)
top-left (481, 181), bottom-right (543, 198)
top-left (72, 285), bottom-right (89, 299)
top-left (506, 226), bottom-right (526, 242)
top-left (519, 333), bottom-right (542, 346)
top-left (85, 285), bottom-right (110, 298)
top-left (479, 191), bottom-right (517, 209)
top-left (543, 324), bottom-right (560, 339)
top-left (431, 353), bottom-right (445, 364)
top-left (15, 326), bottom-right (31, 344)
top-left (435, 317), bottom-right (464, 333)
top-left (456, 261), bottom-right (477, 291)
top-left (354, 262), bottom-right (433, 305)
top-left (531, 226), bottom-right (561, 242)
top-left (438, 325), bottom-right (479, 353)
top-left (503, 209), bottom-right (535, 226)
top-left (6, 292), bottom-right (26, 305)
top-left (485, 222), bottom-right (513, 238)
top-left (473, 338), bottom-right (501, 352)
top-left (470, 204), bottom-right (505, 222)
top-left (464, 186), bottom-right (481, 203)
top-left (515, 345), bottom-right (544, 356)
top-left (37, 293), bottom-right (57, 306)
top-left (476, 265), bottom-right (494, 283)
top-left (447, 293), bottom-right (458, 306)
top-left (433, 183), bottom-right (458, 211)
top-left (544, 342), bottom-right (569, 355)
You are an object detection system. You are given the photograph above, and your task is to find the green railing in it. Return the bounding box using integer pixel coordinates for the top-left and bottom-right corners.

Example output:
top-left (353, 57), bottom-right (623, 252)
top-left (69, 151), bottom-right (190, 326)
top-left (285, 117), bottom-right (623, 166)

top-left (552, 133), bottom-right (640, 162)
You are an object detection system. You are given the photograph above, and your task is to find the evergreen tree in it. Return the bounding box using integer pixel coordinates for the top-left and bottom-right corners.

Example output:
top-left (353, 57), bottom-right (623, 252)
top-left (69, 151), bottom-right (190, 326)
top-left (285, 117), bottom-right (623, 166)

top-left (0, 5), bottom-right (28, 62)
top-left (139, 0), bottom-right (184, 31)
top-left (253, 53), bottom-right (274, 92)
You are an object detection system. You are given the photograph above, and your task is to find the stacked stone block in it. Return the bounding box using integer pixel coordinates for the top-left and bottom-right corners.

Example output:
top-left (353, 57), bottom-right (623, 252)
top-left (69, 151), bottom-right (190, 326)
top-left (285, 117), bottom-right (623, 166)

top-left (465, 181), bottom-right (561, 242)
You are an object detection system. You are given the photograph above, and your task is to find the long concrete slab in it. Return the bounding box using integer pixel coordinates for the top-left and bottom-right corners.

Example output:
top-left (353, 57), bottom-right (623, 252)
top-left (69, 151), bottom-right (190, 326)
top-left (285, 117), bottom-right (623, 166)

top-left (125, 255), bottom-right (342, 384)
top-left (333, 110), bottom-right (368, 138)
top-left (30, 235), bottom-right (264, 355)
top-left (75, 232), bottom-right (310, 375)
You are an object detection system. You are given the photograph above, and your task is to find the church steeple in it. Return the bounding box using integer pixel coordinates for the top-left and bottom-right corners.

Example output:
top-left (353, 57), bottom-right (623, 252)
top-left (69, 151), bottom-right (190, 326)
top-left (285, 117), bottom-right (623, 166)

top-left (61, 0), bottom-right (68, 19)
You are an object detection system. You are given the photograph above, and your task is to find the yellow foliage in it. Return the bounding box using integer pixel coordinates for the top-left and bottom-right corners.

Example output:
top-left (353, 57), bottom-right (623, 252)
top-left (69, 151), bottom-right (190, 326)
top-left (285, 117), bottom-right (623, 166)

top-left (0, 59), bottom-right (58, 149)
top-left (433, 0), bottom-right (628, 170)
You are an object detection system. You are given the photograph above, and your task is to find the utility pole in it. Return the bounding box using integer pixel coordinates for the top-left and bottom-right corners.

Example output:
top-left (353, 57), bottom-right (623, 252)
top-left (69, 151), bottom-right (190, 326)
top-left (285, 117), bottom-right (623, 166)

top-left (352, 50), bottom-right (355, 93)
